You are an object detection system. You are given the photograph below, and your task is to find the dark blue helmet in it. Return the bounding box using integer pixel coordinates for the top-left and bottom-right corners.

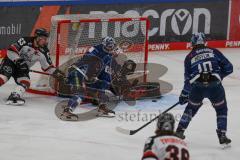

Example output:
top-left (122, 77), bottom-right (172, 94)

top-left (102, 36), bottom-right (116, 51)
top-left (191, 32), bottom-right (206, 46)
top-left (34, 28), bottom-right (49, 37)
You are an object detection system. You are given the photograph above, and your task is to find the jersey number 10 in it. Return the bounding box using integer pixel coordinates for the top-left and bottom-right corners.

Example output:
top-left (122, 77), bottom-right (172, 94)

top-left (198, 61), bottom-right (213, 73)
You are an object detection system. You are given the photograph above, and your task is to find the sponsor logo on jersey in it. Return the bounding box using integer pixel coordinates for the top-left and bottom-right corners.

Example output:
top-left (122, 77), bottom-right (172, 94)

top-left (191, 52), bottom-right (214, 64)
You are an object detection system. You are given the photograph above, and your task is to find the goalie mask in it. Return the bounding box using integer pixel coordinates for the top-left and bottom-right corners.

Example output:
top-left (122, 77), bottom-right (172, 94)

top-left (102, 36), bottom-right (116, 52)
top-left (156, 113), bottom-right (175, 134)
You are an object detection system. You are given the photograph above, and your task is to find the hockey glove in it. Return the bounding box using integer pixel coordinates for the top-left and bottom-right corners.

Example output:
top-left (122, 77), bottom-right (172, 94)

top-left (15, 58), bottom-right (29, 74)
top-left (179, 90), bottom-right (189, 105)
top-left (52, 69), bottom-right (66, 82)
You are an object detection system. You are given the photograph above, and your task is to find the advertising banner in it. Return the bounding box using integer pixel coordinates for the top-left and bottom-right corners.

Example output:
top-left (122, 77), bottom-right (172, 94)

top-left (0, 0), bottom-right (238, 51)
top-left (0, 6), bottom-right (40, 47)
top-left (66, 1), bottom-right (229, 43)
top-left (229, 0), bottom-right (240, 40)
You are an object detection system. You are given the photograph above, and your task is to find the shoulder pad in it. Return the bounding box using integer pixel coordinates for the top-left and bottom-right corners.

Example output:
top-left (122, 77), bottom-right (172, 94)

top-left (19, 37), bottom-right (34, 46)
top-left (39, 45), bottom-right (49, 54)
top-left (144, 136), bottom-right (155, 152)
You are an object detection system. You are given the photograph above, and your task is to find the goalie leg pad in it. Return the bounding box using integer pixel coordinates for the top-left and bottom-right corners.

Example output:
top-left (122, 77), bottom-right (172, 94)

top-left (124, 82), bottom-right (161, 101)
top-left (68, 95), bottom-right (82, 111)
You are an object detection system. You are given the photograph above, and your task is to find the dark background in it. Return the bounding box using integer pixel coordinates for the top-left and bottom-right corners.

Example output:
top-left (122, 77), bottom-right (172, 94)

top-left (0, 0), bottom-right (229, 48)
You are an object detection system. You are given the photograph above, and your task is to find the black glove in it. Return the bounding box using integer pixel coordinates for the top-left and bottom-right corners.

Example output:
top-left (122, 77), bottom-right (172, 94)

top-left (121, 60), bottom-right (136, 76)
top-left (15, 58), bottom-right (29, 73)
top-left (52, 69), bottom-right (66, 82)
top-left (179, 90), bottom-right (189, 105)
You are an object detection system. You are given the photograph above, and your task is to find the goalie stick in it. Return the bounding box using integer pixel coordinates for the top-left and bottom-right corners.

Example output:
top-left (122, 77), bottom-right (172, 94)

top-left (116, 102), bottom-right (180, 135)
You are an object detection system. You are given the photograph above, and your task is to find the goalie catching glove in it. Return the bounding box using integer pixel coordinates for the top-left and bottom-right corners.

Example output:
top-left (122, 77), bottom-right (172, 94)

top-left (52, 69), bottom-right (66, 82)
top-left (120, 59), bottom-right (136, 76)
top-left (111, 60), bottom-right (138, 96)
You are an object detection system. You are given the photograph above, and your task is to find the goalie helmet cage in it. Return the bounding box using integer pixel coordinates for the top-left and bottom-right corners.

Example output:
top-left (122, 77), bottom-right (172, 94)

top-left (27, 14), bottom-right (150, 96)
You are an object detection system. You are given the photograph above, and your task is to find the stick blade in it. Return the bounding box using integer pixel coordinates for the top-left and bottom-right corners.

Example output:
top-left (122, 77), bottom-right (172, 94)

top-left (116, 127), bottom-right (131, 135)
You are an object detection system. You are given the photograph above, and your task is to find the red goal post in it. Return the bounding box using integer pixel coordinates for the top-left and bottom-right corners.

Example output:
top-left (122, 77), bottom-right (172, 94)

top-left (27, 14), bottom-right (150, 96)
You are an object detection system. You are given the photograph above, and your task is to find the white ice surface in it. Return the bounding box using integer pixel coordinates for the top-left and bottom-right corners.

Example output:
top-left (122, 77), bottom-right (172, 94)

top-left (0, 48), bottom-right (240, 160)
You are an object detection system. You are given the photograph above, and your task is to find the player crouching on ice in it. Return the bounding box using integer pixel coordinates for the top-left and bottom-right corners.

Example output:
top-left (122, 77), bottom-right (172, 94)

top-left (142, 113), bottom-right (190, 160)
top-left (61, 37), bottom-right (122, 120)
top-left (175, 33), bottom-right (233, 147)
top-left (1, 28), bottom-right (64, 105)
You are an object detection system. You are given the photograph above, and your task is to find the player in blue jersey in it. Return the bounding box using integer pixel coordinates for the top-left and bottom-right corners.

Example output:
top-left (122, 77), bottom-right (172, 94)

top-left (175, 33), bottom-right (233, 147)
top-left (61, 37), bottom-right (123, 120)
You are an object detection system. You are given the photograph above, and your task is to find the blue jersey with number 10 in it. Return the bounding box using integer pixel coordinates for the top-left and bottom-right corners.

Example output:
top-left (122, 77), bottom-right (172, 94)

top-left (183, 46), bottom-right (233, 92)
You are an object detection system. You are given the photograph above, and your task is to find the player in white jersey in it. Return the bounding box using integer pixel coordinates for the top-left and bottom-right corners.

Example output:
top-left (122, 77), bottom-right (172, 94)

top-left (0, 28), bottom-right (63, 105)
top-left (142, 113), bottom-right (190, 160)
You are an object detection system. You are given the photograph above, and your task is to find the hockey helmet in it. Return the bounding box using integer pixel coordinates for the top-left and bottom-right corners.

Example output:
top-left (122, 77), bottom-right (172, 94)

top-left (191, 32), bottom-right (206, 46)
top-left (34, 28), bottom-right (49, 37)
top-left (156, 113), bottom-right (175, 132)
top-left (102, 36), bottom-right (116, 51)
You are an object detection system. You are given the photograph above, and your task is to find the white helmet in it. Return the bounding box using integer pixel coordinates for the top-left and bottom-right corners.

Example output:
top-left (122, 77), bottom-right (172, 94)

top-left (102, 36), bottom-right (116, 51)
top-left (191, 32), bottom-right (206, 46)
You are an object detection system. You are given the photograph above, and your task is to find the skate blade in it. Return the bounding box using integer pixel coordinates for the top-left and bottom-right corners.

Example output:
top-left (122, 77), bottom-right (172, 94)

top-left (60, 114), bottom-right (78, 121)
top-left (221, 143), bottom-right (231, 149)
top-left (96, 112), bottom-right (115, 118)
top-left (5, 100), bottom-right (25, 106)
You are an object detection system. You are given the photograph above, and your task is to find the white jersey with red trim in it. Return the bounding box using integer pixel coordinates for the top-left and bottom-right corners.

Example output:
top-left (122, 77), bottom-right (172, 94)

top-left (142, 135), bottom-right (190, 160)
top-left (7, 37), bottom-right (55, 74)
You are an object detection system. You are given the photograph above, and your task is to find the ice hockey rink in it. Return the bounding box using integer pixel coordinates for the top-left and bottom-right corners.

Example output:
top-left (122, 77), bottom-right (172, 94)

top-left (0, 48), bottom-right (239, 160)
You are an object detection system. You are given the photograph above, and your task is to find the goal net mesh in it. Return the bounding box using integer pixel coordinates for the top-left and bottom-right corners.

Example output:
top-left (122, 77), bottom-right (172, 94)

top-left (28, 14), bottom-right (149, 95)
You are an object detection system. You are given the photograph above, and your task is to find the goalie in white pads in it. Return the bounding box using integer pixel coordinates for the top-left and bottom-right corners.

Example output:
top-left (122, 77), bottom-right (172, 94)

top-left (1, 28), bottom-right (63, 105)
top-left (142, 113), bottom-right (190, 160)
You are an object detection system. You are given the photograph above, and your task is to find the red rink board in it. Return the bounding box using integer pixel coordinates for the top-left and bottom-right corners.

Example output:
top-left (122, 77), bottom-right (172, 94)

top-left (149, 40), bottom-right (240, 51)
top-left (0, 40), bottom-right (240, 58)
top-left (229, 0), bottom-right (240, 40)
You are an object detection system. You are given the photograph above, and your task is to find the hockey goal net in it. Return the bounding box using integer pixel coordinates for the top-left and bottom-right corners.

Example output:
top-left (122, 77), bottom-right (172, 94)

top-left (27, 14), bottom-right (150, 96)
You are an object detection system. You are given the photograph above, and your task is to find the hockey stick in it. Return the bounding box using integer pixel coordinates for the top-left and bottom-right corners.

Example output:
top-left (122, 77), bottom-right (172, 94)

top-left (116, 102), bottom-right (180, 135)
top-left (30, 69), bottom-right (67, 78)
top-left (30, 69), bottom-right (51, 76)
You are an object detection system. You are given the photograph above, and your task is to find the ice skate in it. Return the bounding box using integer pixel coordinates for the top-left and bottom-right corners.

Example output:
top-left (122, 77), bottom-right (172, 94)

top-left (97, 104), bottom-right (115, 117)
top-left (6, 92), bottom-right (25, 106)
